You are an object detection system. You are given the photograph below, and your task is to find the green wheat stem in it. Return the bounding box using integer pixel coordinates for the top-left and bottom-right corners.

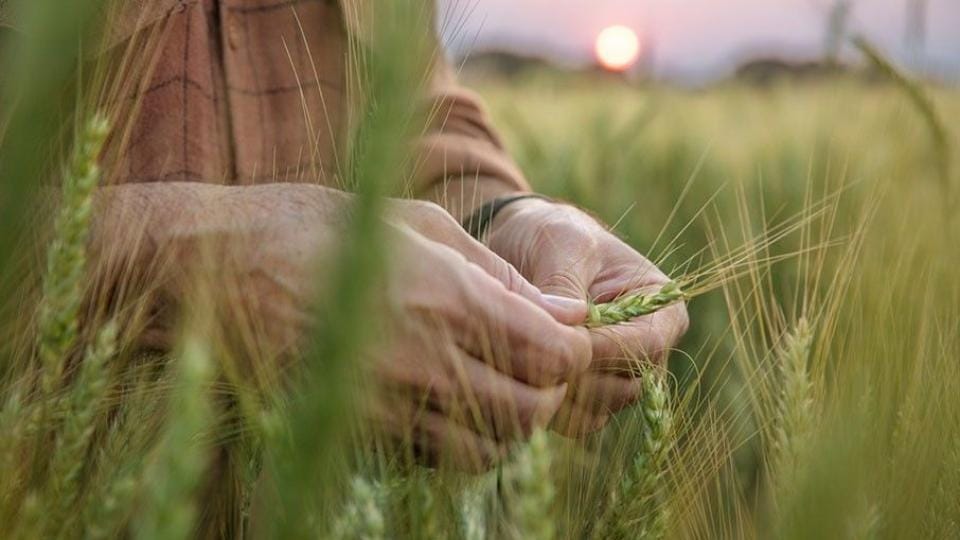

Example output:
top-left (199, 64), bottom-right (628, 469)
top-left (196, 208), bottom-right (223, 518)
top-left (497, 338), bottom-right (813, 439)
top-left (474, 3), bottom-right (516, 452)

top-left (84, 474), bottom-right (138, 540)
top-left (602, 370), bottom-right (673, 540)
top-left (0, 388), bottom-right (25, 505)
top-left (330, 476), bottom-right (386, 540)
top-left (460, 477), bottom-right (491, 540)
top-left (36, 114), bottom-right (110, 399)
top-left (410, 472), bottom-right (442, 539)
top-left (504, 428), bottom-right (556, 540)
top-left (82, 369), bottom-right (161, 540)
top-left (7, 113), bottom-right (110, 534)
top-left (853, 36), bottom-right (953, 214)
top-left (44, 321), bottom-right (118, 533)
top-left (134, 332), bottom-right (215, 540)
top-left (587, 282), bottom-right (686, 328)
top-left (771, 318), bottom-right (815, 516)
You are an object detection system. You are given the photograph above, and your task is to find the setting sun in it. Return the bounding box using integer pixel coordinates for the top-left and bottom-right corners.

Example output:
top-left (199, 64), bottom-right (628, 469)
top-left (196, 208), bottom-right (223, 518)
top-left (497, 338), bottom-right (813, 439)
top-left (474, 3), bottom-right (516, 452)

top-left (595, 25), bottom-right (641, 72)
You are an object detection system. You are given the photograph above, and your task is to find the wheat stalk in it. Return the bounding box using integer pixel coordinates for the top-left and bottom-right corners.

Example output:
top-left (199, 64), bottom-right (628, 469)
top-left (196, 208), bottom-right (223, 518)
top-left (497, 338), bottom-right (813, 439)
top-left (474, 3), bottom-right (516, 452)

top-left (44, 321), bottom-right (118, 532)
top-left (411, 472), bottom-right (442, 539)
top-left (134, 333), bottom-right (215, 540)
top-left (2, 113), bottom-right (110, 535)
top-left (81, 366), bottom-right (164, 540)
top-left (504, 428), bottom-right (556, 540)
top-left (84, 471), bottom-right (138, 540)
top-left (331, 476), bottom-right (386, 540)
top-left (0, 388), bottom-right (25, 500)
top-left (587, 282), bottom-right (686, 328)
top-left (36, 114), bottom-right (110, 399)
top-left (602, 370), bottom-right (673, 540)
top-left (460, 477), bottom-right (491, 540)
top-left (771, 318), bottom-right (815, 512)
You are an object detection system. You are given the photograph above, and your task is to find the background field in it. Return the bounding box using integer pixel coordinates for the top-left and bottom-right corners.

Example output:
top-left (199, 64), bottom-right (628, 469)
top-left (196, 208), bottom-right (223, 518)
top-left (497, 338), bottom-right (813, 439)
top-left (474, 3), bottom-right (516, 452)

top-left (469, 69), bottom-right (960, 538)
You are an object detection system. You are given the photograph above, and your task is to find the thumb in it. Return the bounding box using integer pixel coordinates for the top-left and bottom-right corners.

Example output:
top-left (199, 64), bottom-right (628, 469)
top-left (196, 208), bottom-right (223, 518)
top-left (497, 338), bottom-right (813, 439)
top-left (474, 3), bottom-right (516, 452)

top-left (457, 238), bottom-right (587, 325)
top-left (415, 218), bottom-right (588, 325)
top-left (536, 273), bottom-right (590, 326)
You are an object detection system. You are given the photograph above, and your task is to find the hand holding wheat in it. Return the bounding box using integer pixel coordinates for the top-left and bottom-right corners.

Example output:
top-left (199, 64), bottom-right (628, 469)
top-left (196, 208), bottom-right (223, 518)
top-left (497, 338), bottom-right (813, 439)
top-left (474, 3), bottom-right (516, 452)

top-left (487, 198), bottom-right (689, 436)
top-left (586, 282), bottom-right (687, 327)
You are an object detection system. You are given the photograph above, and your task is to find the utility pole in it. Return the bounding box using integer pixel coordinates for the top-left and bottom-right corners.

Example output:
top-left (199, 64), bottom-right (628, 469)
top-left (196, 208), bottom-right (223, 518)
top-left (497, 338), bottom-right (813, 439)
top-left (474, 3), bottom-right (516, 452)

top-left (824, 0), bottom-right (853, 65)
top-left (905, 0), bottom-right (929, 67)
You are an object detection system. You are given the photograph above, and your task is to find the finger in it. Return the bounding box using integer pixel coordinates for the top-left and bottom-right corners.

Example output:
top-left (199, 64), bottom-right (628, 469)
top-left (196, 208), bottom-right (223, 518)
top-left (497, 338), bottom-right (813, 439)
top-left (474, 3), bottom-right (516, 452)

top-left (589, 303), bottom-right (689, 367)
top-left (439, 225), bottom-right (588, 326)
top-left (458, 264), bottom-right (593, 387)
top-left (376, 340), bottom-right (569, 442)
top-left (433, 346), bottom-right (569, 442)
top-left (551, 399), bottom-right (611, 438)
top-left (566, 373), bottom-right (643, 416)
top-left (370, 397), bottom-right (507, 473)
top-left (529, 248), bottom-right (597, 321)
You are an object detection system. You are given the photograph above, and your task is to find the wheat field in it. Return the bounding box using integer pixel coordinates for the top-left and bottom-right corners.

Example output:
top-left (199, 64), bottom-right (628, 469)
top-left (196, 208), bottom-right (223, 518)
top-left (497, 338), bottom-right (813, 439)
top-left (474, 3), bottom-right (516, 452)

top-left (1, 1), bottom-right (959, 538)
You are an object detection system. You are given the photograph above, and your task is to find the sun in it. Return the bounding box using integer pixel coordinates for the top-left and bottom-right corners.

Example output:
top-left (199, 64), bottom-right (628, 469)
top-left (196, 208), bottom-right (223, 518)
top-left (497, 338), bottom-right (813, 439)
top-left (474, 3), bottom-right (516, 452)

top-left (595, 25), bottom-right (641, 72)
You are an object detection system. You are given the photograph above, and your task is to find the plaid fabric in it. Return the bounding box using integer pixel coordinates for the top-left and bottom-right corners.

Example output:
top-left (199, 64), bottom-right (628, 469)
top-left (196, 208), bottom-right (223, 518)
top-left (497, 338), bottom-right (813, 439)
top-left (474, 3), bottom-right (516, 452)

top-left (114, 0), bottom-right (348, 185)
top-left (2, 0), bottom-right (528, 195)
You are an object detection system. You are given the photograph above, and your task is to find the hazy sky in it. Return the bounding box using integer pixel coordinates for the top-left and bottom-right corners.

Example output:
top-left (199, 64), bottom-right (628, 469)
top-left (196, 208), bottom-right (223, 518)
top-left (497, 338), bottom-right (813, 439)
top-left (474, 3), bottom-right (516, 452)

top-left (439, 0), bottom-right (960, 82)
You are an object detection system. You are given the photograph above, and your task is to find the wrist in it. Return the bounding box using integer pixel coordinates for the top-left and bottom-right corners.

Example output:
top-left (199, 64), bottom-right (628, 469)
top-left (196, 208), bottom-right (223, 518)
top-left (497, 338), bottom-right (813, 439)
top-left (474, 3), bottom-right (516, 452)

top-left (461, 193), bottom-right (551, 241)
top-left (489, 195), bottom-right (557, 232)
top-left (485, 197), bottom-right (565, 265)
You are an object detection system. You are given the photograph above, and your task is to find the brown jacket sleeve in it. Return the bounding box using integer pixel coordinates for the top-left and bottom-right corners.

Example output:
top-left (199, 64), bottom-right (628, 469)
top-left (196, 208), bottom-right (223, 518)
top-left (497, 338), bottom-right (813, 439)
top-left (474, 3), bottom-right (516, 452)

top-left (412, 54), bottom-right (531, 218)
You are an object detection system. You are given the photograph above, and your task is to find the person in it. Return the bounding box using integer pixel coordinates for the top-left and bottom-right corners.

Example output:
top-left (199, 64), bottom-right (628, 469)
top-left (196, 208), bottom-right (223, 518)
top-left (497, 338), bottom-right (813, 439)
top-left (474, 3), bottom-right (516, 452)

top-left (2, 0), bottom-right (688, 471)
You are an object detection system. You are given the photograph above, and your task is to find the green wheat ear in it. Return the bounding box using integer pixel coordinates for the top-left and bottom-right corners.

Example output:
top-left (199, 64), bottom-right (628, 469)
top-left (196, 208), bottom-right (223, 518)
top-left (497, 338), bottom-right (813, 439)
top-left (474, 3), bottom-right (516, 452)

top-left (602, 370), bottom-right (673, 540)
top-left (44, 321), bottom-right (119, 532)
top-left (134, 333), bottom-right (215, 540)
top-left (331, 476), bottom-right (386, 540)
top-left (505, 428), bottom-right (556, 540)
top-left (0, 112), bottom-right (110, 536)
top-left (36, 114), bottom-right (111, 398)
top-left (771, 318), bottom-right (815, 514)
top-left (587, 282), bottom-right (686, 328)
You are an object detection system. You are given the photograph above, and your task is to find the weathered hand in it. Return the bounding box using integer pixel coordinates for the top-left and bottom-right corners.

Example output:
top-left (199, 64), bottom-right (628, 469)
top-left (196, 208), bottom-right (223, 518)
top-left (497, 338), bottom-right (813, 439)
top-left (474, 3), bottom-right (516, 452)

top-left (368, 220), bottom-right (592, 471)
top-left (487, 197), bottom-right (689, 436)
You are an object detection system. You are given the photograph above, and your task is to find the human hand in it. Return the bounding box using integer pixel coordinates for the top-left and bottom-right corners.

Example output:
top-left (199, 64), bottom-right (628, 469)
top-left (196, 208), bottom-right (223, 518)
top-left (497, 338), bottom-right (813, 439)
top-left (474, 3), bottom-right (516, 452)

top-left (370, 201), bottom-right (592, 470)
top-left (486, 197), bottom-right (689, 436)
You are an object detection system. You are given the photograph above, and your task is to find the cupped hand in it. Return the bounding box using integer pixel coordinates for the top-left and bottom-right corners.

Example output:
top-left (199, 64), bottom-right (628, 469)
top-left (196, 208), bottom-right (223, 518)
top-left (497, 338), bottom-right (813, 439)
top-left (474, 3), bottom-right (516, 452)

top-left (486, 197), bottom-right (689, 437)
top-left (370, 200), bottom-right (592, 470)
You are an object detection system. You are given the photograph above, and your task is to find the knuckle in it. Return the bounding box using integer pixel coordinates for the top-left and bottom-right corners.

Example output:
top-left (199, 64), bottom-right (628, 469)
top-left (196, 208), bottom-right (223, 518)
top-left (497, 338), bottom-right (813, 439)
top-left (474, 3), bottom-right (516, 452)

top-left (556, 331), bottom-right (592, 378)
top-left (498, 262), bottom-right (525, 294)
top-left (543, 344), bottom-right (579, 382)
top-left (402, 200), bottom-right (457, 230)
top-left (419, 201), bottom-right (457, 226)
top-left (539, 270), bottom-right (585, 298)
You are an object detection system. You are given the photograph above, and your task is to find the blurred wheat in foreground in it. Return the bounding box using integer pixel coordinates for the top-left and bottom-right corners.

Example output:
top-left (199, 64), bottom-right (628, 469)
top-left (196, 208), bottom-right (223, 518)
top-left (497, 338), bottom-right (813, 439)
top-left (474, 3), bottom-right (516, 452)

top-left (1, 4), bottom-right (960, 538)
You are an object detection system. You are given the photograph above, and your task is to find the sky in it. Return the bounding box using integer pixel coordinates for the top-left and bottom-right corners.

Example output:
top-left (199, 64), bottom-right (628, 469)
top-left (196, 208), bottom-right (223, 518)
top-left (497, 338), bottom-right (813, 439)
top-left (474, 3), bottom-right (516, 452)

top-left (438, 0), bottom-right (960, 83)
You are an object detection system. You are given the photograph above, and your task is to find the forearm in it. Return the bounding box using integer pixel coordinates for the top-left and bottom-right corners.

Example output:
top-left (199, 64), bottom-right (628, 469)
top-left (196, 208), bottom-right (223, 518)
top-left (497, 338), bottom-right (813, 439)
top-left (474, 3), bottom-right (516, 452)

top-left (93, 182), bottom-right (350, 241)
top-left (413, 61), bottom-right (532, 222)
top-left (89, 182), bottom-right (350, 351)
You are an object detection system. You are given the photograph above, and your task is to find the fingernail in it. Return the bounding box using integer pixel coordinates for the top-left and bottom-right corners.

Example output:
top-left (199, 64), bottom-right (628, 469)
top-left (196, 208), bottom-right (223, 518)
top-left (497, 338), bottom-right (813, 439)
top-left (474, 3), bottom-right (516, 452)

top-left (543, 294), bottom-right (586, 310)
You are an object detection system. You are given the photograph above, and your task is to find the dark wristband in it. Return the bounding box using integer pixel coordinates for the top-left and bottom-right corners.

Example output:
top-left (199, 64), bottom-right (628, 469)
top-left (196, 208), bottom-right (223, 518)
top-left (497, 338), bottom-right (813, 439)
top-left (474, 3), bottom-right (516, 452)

top-left (461, 194), bottom-right (550, 240)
